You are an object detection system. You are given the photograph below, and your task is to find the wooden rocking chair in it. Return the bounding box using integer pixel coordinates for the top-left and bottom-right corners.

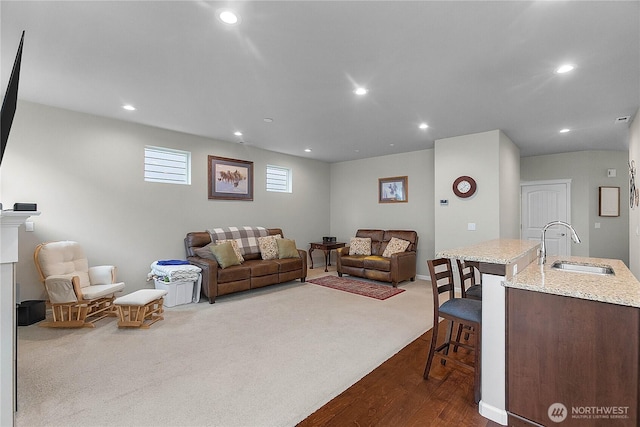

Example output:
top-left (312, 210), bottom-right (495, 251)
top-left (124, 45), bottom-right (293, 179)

top-left (34, 241), bottom-right (125, 328)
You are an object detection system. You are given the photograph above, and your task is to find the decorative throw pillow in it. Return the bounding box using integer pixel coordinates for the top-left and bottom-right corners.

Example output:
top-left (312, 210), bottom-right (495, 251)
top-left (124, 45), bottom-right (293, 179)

top-left (258, 234), bottom-right (282, 260)
top-left (349, 237), bottom-right (372, 256)
top-left (216, 239), bottom-right (245, 263)
top-left (209, 242), bottom-right (241, 269)
top-left (382, 237), bottom-right (411, 257)
top-left (277, 238), bottom-right (300, 259)
top-left (194, 243), bottom-right (217, 260)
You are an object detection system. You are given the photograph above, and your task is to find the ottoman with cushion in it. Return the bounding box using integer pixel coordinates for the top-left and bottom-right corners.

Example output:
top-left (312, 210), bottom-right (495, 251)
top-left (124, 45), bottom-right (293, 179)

top-left (114, 289), bottom-right (168, 329)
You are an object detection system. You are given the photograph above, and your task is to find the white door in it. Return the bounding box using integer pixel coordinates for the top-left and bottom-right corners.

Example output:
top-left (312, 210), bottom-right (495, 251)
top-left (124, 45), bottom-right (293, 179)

top-left (521, 181), bottom-right (571, 257)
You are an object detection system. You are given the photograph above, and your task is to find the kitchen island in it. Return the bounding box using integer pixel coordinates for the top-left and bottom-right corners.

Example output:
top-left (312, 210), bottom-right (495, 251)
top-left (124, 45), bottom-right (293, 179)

top-left (437, 239), bottom-right (540, 425)
top-left (505, 256), bottom-right (640, 426)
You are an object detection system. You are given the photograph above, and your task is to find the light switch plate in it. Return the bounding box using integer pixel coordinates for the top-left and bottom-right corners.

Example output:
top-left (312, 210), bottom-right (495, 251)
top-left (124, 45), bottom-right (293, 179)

top-left (467, 223), bottom-right (476, 231)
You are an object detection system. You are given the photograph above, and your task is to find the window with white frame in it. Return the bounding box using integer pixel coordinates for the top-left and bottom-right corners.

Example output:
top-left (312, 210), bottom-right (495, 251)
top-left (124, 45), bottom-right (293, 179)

top-left (144, 146), bottom-right (191, 185)
top-left (266, 165), bottom-right (292, 193)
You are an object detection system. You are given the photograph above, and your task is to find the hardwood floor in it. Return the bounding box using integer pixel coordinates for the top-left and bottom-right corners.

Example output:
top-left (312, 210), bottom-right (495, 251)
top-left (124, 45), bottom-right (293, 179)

top-left (298, 322), bottom-right (503, 427)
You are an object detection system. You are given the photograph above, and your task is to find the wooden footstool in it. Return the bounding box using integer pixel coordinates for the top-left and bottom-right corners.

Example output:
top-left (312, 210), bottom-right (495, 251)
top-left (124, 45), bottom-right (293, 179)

top-left (113, 289), bottom-right (168, 329)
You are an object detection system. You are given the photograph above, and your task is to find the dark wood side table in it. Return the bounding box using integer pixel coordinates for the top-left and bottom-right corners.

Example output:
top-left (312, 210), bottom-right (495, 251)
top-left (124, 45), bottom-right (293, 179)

top-left (309, 242), bottom-right (346, 272)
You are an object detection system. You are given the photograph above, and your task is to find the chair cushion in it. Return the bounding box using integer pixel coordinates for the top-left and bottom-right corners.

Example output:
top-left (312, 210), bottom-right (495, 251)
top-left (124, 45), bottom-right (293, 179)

top-left (465, 285), bottom-right (482, 299)
top-left (439, 298), bottom-right (482, 324)
top-left (114, 289), bottom-right (167, 306)
top-left (37, 241), bottom-right (91, 287)
top-left (80, 282), bottom-right (125, 300)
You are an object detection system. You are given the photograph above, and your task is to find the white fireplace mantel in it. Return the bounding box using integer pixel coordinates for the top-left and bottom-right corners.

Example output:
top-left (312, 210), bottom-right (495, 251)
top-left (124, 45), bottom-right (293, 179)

top-left (1, 210), bottom-right (40, 427)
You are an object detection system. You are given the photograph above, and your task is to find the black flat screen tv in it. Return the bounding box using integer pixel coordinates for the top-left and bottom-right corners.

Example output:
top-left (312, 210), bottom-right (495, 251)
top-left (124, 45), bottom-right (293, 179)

top-left (1, 31), bottom-right (25, 166)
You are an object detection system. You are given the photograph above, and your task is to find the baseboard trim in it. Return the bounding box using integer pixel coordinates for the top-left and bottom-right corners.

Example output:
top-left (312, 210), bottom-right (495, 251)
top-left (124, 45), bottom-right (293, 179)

top-left (479, 400), bottom-right (508, 425)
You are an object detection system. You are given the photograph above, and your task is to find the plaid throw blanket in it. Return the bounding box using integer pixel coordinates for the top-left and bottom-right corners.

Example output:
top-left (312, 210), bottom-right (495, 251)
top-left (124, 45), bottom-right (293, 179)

top-left (207, 226), bottom-right (269, 255)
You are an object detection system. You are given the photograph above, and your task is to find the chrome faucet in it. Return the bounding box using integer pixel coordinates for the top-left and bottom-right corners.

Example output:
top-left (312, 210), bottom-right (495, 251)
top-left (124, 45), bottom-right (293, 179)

top-left (539, 221), bottom-right (581, 265)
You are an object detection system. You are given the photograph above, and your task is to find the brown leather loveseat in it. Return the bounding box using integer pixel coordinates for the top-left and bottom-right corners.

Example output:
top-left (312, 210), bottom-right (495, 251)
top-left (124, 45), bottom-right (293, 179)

top-left (336, 229), bottom-right (418, 287)
top-left (185, 228), bottom-right (307, 303)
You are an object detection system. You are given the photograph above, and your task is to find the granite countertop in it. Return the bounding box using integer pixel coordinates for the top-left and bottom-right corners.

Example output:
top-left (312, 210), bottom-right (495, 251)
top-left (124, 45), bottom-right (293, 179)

top-left (505, 255), bottom-right (640, 308)
top-left (437, 239), bottom-right (540, 265)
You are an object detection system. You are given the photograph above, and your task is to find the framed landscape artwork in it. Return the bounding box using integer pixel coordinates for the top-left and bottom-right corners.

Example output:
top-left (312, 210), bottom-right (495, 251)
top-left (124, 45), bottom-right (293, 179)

top-left (208, 155), bottom-right (254, 201)
top-left (379, 176), bottom-right (408, 203)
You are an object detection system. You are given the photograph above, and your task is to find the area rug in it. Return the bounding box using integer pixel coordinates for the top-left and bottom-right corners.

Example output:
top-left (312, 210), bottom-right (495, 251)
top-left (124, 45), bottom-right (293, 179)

top-left (308, 276), bottom-right (405, 300)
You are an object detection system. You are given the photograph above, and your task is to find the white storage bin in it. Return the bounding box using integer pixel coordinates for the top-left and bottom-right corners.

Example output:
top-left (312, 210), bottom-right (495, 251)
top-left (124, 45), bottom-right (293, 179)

top-left (154, 278), bottom-right (194, 307)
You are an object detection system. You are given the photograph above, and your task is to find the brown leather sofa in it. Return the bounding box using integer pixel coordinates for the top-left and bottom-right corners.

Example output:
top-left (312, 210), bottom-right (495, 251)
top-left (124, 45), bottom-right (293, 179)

top-left (185, 228), bottom-right (307, 303)
top-left (336, 229), bottom-right (418, 287)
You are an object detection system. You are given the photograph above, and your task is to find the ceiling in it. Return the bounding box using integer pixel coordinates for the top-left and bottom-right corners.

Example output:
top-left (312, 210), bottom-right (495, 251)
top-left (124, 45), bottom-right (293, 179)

top-left (2, 1), bottom-right (639, 163)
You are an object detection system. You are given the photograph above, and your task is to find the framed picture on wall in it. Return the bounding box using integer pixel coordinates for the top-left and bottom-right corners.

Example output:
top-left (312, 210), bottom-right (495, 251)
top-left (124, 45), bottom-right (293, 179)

top-left (208, 155), bottom-right (254, 201)
top-left (379, 176), bottom-right (408, 203)
top-left (599, 186), bottom-right (620, 217)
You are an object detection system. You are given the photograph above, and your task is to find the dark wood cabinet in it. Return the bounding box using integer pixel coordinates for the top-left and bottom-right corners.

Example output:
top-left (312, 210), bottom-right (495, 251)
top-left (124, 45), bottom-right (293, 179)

top-left (506, 287), bottom-right (639, 427)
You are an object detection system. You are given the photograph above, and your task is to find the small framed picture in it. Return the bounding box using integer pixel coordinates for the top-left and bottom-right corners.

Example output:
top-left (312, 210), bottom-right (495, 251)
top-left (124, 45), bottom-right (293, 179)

top-left (208, 156), bottom-right (254, 201)
top-left (599, 186), bottom-right (620, 217)
top-left (379, 176), bottom-right (408, 203)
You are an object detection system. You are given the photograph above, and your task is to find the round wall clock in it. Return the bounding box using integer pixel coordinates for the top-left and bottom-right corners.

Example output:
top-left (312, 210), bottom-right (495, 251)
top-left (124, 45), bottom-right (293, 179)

top-left (453, 176), bottom-right (477, 198)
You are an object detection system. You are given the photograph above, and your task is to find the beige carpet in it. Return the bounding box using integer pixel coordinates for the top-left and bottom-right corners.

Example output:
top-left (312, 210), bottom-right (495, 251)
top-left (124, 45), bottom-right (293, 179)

top-left (16, 272), bottom-right (433, 427)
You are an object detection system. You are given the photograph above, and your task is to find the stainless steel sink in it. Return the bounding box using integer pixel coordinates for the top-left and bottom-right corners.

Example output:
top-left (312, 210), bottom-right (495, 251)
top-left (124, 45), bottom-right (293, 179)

top-left (550, 261), bottom-right (614, 275)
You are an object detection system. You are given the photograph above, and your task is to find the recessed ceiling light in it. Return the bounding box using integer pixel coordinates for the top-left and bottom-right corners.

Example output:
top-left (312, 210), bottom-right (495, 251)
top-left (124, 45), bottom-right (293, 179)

top-left (560, 128), bottom-right (571, 133)
top-left (555, 64), bottom-right (574, 74)
top-left (419, 123), bottom-right (429, 130)
top-left (218, 10), bottom-right (239, 25)
top-left (354, 87), bottom-right (368, 96)
top-left (304, 148), bottom-right (312, 153)
top-left (263, 118), bottom-right (274, 123)
top-left (234, 131), bottom-right (243, 136)
top-left (122, 104), bottom-right (136, 111)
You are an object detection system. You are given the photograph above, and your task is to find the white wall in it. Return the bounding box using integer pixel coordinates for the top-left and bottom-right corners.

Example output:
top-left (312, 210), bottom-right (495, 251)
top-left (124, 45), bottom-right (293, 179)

top-left (629, 114), bottom-right (640, 277)
top-left (521, 150), bottom-right (629, 265)
top-left (499, 131), bottom-right (521, 239)
top-left (329, 150), bottom-right (435, 278)
top-left (434, 130), bottom-right (520, 253)
top-left (1, 101), bottom-right (331, 301)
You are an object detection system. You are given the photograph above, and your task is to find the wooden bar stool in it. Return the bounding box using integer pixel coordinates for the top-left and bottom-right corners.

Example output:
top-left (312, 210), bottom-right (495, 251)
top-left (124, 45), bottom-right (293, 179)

top-left (424, 258), bottom-right (482, 403)
top-left (113, 289), bottom-right (168, 329)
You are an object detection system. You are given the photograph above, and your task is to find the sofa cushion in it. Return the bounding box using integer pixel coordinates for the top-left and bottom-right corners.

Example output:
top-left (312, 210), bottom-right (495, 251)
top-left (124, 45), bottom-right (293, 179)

top-left (273, 257), bottom-right (303, 273)
top-left (277, 238), bottom-right (300, 259)
top-left (217, 264), bottom-right (251, 282)
top-left (363, 256), bottom-right (391, 272)
top-left (258, 234), bottom-right (282, 260)
top-left (382, 237), bottom-right (410, 257)
top-left (340, 255), bottom-right (366, 268)
top-left (243, 259), bottom-right (279, 277)
top-left (349, 237), bottom-right (371, 256)
top-left (209, 242), bottom-right (241, 269)
top-left (215, 239), bottom-right (245, 263)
